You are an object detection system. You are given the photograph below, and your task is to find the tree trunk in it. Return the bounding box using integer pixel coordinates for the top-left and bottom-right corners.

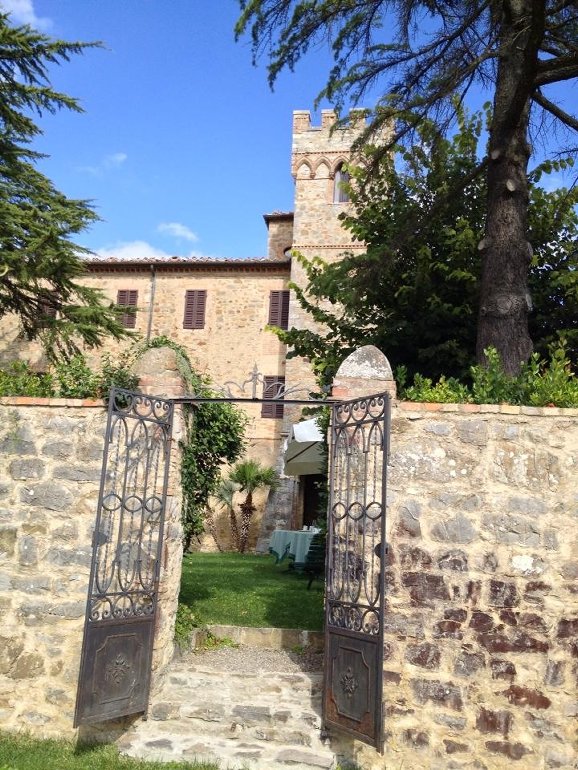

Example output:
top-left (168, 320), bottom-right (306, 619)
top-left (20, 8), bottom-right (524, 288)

top-left (238, 493), bottom-right (255, 554)
top-left (229, 507), bottom-right (241, 551)
top-left (477, 0), bottom-right (545, 375)
top-left (205, 507), bottom-right (223, 552)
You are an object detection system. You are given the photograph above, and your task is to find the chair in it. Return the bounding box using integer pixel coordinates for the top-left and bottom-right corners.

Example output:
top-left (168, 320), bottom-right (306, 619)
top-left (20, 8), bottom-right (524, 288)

top-left (303, 533), bottom-right (327, 589)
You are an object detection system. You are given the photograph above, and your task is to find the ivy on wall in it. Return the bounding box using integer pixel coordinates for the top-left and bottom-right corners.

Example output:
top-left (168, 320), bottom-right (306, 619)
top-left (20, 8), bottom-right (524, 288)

top-left (137, 337), bottom-right (247, 550)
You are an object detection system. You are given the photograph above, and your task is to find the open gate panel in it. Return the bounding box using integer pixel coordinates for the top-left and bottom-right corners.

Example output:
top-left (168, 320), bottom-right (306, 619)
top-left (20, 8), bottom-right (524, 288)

top-left (323, 393), bottom-right (390, 751)
top-left (74, 390), bottom-right (173, 727)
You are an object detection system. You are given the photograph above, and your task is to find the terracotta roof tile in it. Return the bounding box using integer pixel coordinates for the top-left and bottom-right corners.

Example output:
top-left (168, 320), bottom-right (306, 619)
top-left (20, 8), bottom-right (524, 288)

top-left (83, 255), bottom-right (290, 266)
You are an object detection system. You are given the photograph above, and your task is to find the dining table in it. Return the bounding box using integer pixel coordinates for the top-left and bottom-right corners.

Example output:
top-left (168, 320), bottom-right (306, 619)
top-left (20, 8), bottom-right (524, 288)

top-left (268, 528), bottom-right (319, 567)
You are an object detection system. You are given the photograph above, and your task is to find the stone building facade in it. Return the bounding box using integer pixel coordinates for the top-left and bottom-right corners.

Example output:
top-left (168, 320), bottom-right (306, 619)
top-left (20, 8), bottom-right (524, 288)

top-left (0, 109), bottom-right (368, 545)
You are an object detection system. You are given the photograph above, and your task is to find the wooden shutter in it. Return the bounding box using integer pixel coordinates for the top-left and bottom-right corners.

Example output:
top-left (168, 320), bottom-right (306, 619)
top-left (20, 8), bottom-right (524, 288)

top-left (268, 290), bottom-right (290, 330)
top-left (117, 290), bottom-right (138, 329)
top-left (183, 290), bottom-right (207, 329)
top-left (261, 376), bottom-right (285, 419)
top-left (37, 297), bottom-right (58, 328)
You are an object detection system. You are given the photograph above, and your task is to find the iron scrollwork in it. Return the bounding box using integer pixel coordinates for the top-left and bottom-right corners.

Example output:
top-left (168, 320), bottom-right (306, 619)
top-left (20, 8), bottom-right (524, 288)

top-left (323, 391), bottom-right (390, 752)
top-left (75, 389), bottom-right (173, 727)
top-left (327, 395), bottom-right (388, 636)
top-left (88, 390), bottom-right (173, 623)
top-left (216, 363), bottom-right (317, 401)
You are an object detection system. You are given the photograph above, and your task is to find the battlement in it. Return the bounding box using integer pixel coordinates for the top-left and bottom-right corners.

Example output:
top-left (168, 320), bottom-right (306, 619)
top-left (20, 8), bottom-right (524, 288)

top-left (292, 109), bottom-right (367, 135)
top-left (291, 108), bottom-right (369, 179)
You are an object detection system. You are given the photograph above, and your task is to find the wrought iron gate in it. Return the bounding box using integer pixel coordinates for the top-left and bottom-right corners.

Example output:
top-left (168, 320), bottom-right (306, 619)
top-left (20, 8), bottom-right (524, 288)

top-left (74, 390), bottom-right (174, 726)
top-left (323, 392), bottom-right (390, 751)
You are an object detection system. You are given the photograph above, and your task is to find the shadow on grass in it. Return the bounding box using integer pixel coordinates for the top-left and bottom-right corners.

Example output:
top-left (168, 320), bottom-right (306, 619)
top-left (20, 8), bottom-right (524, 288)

top-left (179, 552), bottom-right (324, 631)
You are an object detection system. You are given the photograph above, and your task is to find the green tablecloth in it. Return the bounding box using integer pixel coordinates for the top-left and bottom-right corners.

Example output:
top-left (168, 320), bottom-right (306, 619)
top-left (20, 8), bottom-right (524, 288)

top-left (269, 530), bottom-right (318, 565)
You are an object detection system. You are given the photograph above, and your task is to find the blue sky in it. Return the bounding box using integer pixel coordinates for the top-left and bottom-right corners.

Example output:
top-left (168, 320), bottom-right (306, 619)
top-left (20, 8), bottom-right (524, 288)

top-left (1, 0), bottom-right (336, 260)
top-left (1, 1), bottom-right (574, 260)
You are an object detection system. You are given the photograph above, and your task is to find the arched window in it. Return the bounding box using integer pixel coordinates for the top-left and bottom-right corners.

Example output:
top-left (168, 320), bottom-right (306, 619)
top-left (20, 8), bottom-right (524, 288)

top-left (333, 163), bottom-right (350, 203)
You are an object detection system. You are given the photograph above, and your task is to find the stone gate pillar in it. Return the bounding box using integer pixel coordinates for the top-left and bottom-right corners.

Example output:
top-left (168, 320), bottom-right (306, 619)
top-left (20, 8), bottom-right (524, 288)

top-left (331, 344), bottom-right (396, 402)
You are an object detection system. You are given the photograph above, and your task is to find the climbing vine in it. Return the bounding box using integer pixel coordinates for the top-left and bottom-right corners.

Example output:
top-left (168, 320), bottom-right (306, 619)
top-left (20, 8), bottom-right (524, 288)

top-left (136, 337), bottom-right (247, 550)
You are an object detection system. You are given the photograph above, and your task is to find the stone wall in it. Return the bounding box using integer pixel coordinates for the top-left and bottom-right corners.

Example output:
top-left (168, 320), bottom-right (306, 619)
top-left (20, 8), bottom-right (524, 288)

top-left (1, 369), bottom-right (576, 766)
top-left (0, 390), bottom-right (183, 737)
top-left (338, 400), bottom-right (578, 770)
top-left (264, 212), bottom-right (294, 261)
top-left (0, 398), bottom-right (107, 734)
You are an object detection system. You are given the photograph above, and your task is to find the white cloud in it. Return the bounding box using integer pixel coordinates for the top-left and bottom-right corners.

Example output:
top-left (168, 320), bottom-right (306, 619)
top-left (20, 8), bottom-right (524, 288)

top-left (76, 165), bottom-right (101, 177)
top-left (94, 241), bottom-right (175, 261)
top-left (92, 240), bottom-right (220, 261)
top-left (76, 152), bottom-right (128, 177)
top-left (157, 222), bottom-right (199, 243)
top-left (104, 152), bottom-right (128, 168)
top-left (0, 0), bottom-right (52, 29)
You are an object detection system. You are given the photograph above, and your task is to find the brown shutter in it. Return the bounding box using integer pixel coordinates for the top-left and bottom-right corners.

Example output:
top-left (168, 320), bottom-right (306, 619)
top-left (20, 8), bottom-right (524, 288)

top-left (261, 376), bottom-right (285, 419)
top-left (268, 290), bottom-right (290, 330)
top-left (37, 296), bottom-right (58, 327)
top-left (183, 290), bottom-right (207, 329)
top-left (116, 290), bottom-right (138, 329)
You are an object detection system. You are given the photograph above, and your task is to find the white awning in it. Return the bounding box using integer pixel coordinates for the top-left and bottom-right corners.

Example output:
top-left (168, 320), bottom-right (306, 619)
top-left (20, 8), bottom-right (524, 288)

top-left (284, 418), bottom-right (325, 476)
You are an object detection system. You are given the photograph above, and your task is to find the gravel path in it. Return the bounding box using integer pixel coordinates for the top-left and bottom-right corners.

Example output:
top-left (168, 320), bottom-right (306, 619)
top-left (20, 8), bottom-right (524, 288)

top-left (178, 643), bottom-right (324, 673)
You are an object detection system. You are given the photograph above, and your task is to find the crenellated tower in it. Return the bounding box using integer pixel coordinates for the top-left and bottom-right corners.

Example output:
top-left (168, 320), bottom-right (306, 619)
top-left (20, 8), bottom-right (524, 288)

top-left (255, 109), bottom-right (375, 542)
top-left (291, 109), bottom-right (367, 258)
top-left (286, 109), bottom-right (368, 395)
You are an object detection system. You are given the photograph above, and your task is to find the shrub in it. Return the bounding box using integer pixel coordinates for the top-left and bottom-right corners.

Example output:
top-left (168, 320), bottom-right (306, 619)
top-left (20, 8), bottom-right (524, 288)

top-left (402, 373), bottom-right (472, 404)
top-left (398, 344), bottom-right (578, 407)
top-left (98, 352), bottom-right (139, 396)
top-left (53, 355), bottom-right (101, 398)
top-left (470, 343), bottom-right (578, 407)
top-left (0, 352), bottom-right (140, 401)
top-left (174, 602), bottom-right (198, 650)
top-left (0, 361), bottom-right (53, 397)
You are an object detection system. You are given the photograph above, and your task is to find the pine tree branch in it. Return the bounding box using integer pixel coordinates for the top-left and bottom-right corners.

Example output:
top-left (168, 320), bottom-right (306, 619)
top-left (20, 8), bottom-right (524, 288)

top-left (535, 53), bottom-right (578, 85)
top-left (532, 91), bottom-right (578, 132)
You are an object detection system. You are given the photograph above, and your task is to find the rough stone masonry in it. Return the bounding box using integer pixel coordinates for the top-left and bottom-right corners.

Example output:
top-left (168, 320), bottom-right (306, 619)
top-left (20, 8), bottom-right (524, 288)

top-left (350, 400), bottom-right (577, 770)
top-left (0, 393), bottom-right (576, 770)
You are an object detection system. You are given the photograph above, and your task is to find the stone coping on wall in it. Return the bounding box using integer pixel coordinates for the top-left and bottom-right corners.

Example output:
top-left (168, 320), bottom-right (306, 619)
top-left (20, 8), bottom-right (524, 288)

top-left (396, 401), bottom-right (578, 416)
top-left (0, 396), bottom-right (104, 407)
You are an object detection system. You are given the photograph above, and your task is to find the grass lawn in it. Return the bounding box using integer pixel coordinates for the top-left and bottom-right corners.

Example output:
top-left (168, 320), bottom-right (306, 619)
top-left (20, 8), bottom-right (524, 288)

top-left (179, 552), bottom-right (324, 631)
top-left (0, 733), bottom-right (218, 770)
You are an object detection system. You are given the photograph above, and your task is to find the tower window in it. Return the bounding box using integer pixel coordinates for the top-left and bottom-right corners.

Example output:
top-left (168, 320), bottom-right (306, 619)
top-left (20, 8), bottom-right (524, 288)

top-left (116, 289), bottom-right (138, 328)
top-left (268, 290), bottom-right (290, 330)
top-left (334, 163), bottom-right (350, 203)
top-left (183, 290), bottom-right (207, 329)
